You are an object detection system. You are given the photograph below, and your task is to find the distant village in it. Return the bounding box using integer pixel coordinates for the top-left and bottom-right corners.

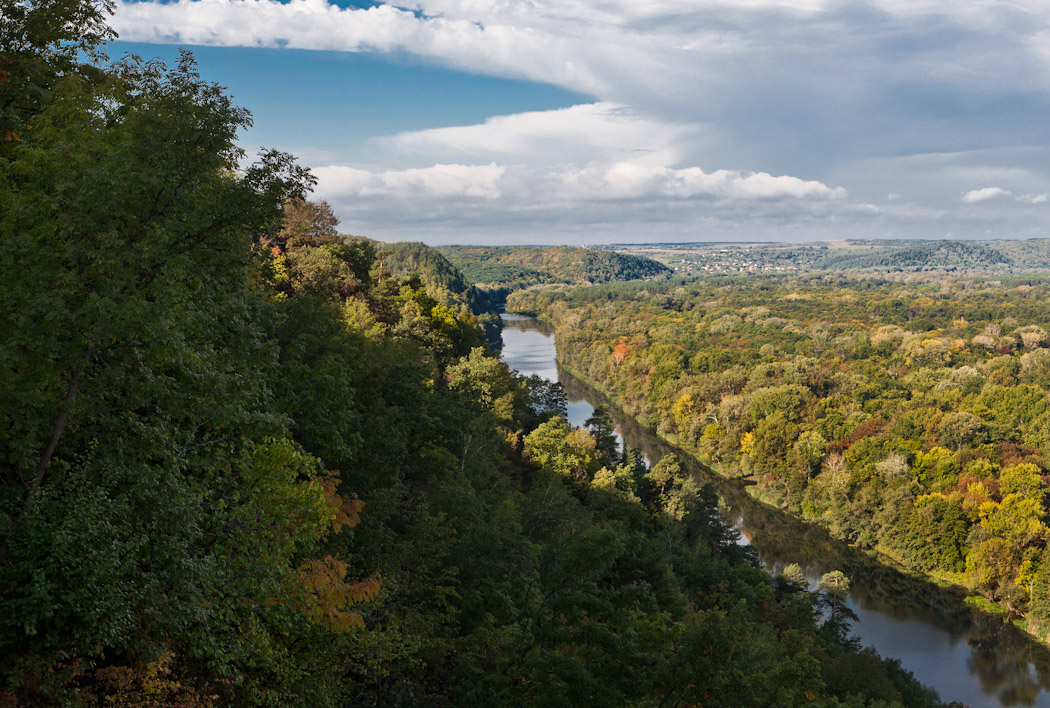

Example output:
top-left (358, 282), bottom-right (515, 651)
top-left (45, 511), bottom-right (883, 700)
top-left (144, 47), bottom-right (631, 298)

top-left (631, 245), bottom-right (827, 275)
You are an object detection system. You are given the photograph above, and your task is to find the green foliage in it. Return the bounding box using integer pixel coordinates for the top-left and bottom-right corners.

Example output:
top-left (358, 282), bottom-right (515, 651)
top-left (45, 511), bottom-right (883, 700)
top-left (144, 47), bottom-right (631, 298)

top-left (438, 244), bottom-right (670, 297)
top-left (0, 0), bottom-right (115, 141)
top-left (815, 240), bottom-right (1011, 271)
top-left (1, 9), bottom-right (943, 706)
top-left (380, 241), bottom-right (501, 342)
top-left (510, 271), bottom-right (1050, 617)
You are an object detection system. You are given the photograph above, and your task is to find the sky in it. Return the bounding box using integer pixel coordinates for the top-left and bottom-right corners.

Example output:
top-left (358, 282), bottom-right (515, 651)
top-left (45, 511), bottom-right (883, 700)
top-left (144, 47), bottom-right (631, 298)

top-left (109, 0), bottom-right (1050, 245)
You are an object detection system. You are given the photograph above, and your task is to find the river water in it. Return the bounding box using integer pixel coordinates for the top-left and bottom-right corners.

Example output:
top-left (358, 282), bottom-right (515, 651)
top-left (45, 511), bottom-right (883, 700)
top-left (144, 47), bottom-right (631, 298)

top-left (500, 313), bottom-right (1050, 708)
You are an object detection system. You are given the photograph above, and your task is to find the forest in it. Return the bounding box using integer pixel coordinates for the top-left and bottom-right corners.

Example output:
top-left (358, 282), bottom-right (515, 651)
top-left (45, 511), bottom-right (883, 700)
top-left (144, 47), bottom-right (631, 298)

top-left (0, 1), bottom-right (949, 706)
top-left (373, 239), bottom-right (502, 343)
top-left (814, 241), bottom-right (1011, 271)
top-left (508, 272), bottom-right (1050, 639)
top-left (438, 245), bottom-right (670, 301)
top-left (625, 238), bottom-right (1050, 277)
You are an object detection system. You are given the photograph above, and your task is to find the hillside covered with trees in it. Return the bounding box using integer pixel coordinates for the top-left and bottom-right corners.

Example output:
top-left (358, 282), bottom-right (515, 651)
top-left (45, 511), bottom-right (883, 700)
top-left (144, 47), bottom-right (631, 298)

top-left (273, 201), bottom-right (500, 341)
top-left (438, 245), bottom-right (670, 300)
top-left (378, 241), bottom-right (502, 342)
top-left (814, 241), bottom-right (1012, 271)
top-left (626, 239), bottom-right (1050, 278)
top-left (509, 273), bottom-right (1050, 637)
top-left (0, 2), bottom-right (945, 707)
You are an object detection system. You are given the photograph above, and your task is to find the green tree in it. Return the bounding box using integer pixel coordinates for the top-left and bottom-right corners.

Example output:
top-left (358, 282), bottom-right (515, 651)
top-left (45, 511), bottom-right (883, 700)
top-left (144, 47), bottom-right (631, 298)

top-left (0, 0), bottom-right (114, 140)
top-left (0, 49), bottom-right (332, 703)
top-left (818, 570), bottom-right (853, 637)
top-left (585, 405), bottom-right (620, 467)
top-left (524, 417), bottom-right (599, 484)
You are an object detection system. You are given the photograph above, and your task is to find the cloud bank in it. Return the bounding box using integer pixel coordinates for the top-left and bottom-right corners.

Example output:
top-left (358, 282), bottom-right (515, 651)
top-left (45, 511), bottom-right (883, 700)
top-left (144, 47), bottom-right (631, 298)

top-left (112, 0), bottom-right (1050, 242)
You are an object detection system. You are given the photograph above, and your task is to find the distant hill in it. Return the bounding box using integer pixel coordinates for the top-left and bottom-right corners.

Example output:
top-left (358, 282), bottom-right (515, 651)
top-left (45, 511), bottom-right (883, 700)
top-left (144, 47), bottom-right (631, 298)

top-left (438, 245), bottom-right (671, 299)
top-left (619, 239), bottom-right (1050, 278)
top-left (815, 240), bottom-right (1012, 271)
top-left (379, 242), bottom-right (501, 341)
top-left (991, 239), bottom-right (1050, 270)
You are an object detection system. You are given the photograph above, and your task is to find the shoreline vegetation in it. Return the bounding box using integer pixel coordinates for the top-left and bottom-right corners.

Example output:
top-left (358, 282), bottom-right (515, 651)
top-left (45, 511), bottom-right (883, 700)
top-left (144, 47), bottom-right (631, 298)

top-left (2, 3), bottom-right (955, 705)
top-left (555, 350), bottom-right (993, 609)
top-left (536, 336), bottom-right (1050, 706)
top-left (506, 272), bottom-right (1050, 653)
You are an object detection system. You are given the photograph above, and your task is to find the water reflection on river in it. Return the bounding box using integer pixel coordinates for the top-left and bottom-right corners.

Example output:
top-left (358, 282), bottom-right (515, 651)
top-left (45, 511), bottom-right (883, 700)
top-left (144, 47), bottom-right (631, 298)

top-left (500, 313), bottom-right (1050, 708)
top-left (501, 314), bottom-right (594, 429)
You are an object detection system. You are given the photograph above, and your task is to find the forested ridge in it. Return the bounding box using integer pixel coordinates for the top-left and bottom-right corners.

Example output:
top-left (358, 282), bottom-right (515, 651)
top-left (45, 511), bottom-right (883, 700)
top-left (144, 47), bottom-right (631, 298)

top-left (814, 241), bottom-right (1012, 271)
top-left (377, 241), bottom-right (502, 342)
top-left (624, 239), bottom-right (1050, 278)
top-left (1, 3), bottom-right (948, 706)
top-left (509, 273), bottom-right (1050, 639)
top-left (438, 245), bottom-right (671, 300)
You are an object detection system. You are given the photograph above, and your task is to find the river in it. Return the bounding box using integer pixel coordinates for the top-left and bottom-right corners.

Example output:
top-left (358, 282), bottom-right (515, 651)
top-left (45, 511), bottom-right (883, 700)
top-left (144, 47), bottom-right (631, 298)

top-left (500, 312), bottom-right (1050, 708)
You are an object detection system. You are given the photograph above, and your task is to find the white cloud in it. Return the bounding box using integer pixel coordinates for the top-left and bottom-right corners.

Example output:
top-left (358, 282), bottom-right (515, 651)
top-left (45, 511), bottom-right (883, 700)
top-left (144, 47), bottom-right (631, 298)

top-left (315, 163), bottom-right (505, 200)
top-left (313, 159), bottom-right (844, 205)
top-left (961, 187), bottom-right (1012, 203)
top-left (110, 0), bottom-right (1050, 241)
top-left (1019, 193), bottom-right (1049, 204)
top-left (384, 102), bottom-right (696, 167)
top-left (307, 155), bottom-right (851, 244)
top-left (112, 0), bottom-right (618, 94)
top-left (112, 0), bottom-right (1050, 100)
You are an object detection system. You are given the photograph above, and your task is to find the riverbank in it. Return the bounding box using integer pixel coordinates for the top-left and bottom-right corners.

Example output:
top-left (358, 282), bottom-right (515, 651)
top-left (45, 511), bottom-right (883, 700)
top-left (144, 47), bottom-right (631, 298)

top-left (561, 345), bottom-right (1046, 633)
top-left (522, 309), bottom-right (1050, 653)
top-left (502, 312), bottom-right (1050, 706)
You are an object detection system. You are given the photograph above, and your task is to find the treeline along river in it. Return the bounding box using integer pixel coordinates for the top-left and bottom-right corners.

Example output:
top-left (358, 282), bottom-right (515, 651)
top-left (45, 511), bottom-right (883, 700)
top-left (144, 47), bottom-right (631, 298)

top-left (500, 313), bottom-right (1050, 708)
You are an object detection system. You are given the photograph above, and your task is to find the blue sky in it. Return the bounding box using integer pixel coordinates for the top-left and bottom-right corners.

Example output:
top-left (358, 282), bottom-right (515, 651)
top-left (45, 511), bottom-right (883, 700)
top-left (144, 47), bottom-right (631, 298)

top-left (109, 0), bottom-right (1050, 245)
top-left (111, 41), bottom-right (589, 167)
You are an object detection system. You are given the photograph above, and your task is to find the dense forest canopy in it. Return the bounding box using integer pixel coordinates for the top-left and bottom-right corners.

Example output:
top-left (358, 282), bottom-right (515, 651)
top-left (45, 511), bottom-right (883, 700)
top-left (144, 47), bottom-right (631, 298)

top-left (377, 241), bottom-right (502, 342)
top-left (438, 245), bottom-right (671, 298)
top-left (509, 273), bottom-right (1050, 638)
top-left (814, 240), bottom-right (1011, 271)
top-left (1, 2), bottom-right (952, 705)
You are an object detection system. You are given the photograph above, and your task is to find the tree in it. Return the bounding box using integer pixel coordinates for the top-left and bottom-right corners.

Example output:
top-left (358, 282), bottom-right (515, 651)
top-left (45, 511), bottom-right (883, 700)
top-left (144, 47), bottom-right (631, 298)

top-left (1, 51), bottom-right (310, 538)
top-left (793, 430), bottom-right (827, 476)
top-left (818, 570), bottom-right (853, 638)
top-left (277, 198), bottom-right (340, 249)
top-left (781, 563), bottom-right (808, 588)
top-left (0, 0), bottom-right (115, 140)
top-left (522, 374), bottom-right (568, 423)
top-left (586, 405), bottom-right (619, 466)
top-left (643, 453), bottom-right (699, 522)
top-left (1029, 550), bottom-right (1050, 635)
top-left (524, 418), bottom-right (599, 484)
top-left (938, 411), bottom-right (985, 450)
top-left (0, 49), bottom-right (324, 702)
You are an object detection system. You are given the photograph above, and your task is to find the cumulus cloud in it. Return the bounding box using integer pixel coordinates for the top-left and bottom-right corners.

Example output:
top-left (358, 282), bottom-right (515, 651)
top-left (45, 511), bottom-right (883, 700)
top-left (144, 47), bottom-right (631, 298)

top-left (959, 186), bottom-right (1050, 206)
top-left (306, 100), bottom-right (845, 237)
top-left (315, 163), bottom-right (505, 200)
top-left (307, 155), bottom-right (851, 244)
top-left (313, 159), bottom-right (843, 204)
top-left (110, 0), bottom-right (1050, 241)
top-left (1019, 193), bottom-right (1049, 204)
top-left (592, 163), bottom-right (845, 201)
top-left (961, 187), bottom-right (1012, 203)
top-left (112, 0), bottom-right (618, 94)
top-left (384, 103), bottom-right (695, 167)
top-left (112, 0), bottom-right (1050, 101)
